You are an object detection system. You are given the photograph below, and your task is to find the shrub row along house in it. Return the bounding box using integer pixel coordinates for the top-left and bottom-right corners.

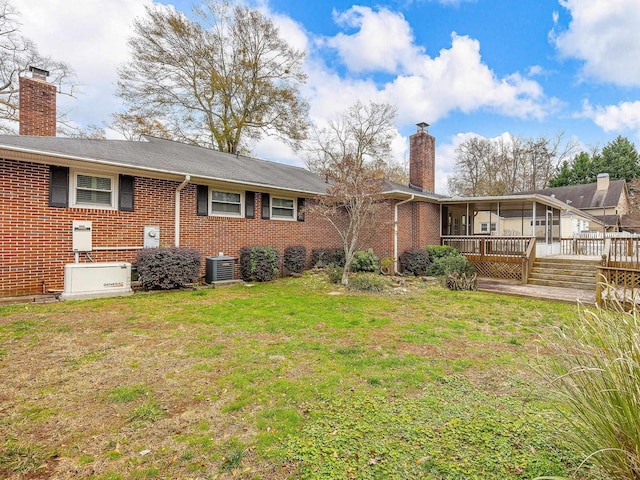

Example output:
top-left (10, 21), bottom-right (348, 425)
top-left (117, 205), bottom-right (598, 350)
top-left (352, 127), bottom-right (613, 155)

top-left (1, 69), bottom-right (443, 297)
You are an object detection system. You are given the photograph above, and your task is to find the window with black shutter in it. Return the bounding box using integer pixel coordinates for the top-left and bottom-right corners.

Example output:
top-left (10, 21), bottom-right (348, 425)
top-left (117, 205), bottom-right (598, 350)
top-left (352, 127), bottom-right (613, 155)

top-left (245, 191), bottom-right (255, 218)
top-left (118, 175), bottom-right (135, 212)
top-left (49, 166), bottom-right (69, 208)
top-left (196, 185), bottom-right (209, 215)
top-left (297, 198), bottom-right (306, 222)
top-left (261, 193), bottom-right (270, 219)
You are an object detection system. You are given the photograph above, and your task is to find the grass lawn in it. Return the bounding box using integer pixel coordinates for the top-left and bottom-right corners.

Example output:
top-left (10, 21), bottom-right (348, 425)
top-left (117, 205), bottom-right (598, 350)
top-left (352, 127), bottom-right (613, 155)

top-left (0, 274), bottom-right (603, 479)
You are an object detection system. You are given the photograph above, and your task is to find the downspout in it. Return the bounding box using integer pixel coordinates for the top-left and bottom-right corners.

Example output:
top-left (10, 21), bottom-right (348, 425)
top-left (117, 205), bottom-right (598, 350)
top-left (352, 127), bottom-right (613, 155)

top-left (174, 175), bottom-right (191, 247)
top-left (394, 195), bottom-right (415, 274)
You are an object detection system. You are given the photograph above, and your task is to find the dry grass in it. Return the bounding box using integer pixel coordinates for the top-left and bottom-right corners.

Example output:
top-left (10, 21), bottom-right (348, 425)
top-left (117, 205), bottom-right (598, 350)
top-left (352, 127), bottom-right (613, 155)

top-left (0, 274), bottom-right (587, 479)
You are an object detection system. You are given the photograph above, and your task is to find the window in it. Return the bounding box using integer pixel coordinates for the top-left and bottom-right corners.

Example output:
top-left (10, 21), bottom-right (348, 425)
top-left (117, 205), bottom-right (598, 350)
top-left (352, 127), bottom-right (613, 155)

top-left (481, 223), bottom-right (497, 233)
top-left (72, 172), bottom-right (116, 209)
top-left (271, 197), bottom-right (295, 220)
top-left (211, 190), bottom-right (243, 216)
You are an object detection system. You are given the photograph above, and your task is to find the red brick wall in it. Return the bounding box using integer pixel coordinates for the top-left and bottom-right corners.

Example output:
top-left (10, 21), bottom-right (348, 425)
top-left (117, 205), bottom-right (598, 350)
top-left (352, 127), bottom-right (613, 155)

top-left (409, 130), bottom-right (435, 193)
top-left (19, 76), bottom-right (57, 137)
top-left (1, 158), bottom-right (442, 296)
top-left (396, 201), bottom-right (441, 253)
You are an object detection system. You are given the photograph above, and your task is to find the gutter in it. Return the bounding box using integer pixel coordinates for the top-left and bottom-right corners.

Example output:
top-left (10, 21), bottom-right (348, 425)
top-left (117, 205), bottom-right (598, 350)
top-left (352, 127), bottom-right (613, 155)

top-left (175, 175), bottom-right (191, 247)
top-left (394, 195), bottom-right (415, 274)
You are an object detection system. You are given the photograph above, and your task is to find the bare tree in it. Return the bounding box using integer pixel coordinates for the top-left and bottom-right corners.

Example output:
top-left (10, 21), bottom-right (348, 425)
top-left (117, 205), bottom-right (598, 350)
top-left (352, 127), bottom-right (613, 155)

top-left (448, 133), bottom-right (577, 196)
top-left (115, 0), bottom-right (309, 154)
top-left (0, 0), bottom-right (74, 133)
top-left (305, 101), bottom-right (396, 285)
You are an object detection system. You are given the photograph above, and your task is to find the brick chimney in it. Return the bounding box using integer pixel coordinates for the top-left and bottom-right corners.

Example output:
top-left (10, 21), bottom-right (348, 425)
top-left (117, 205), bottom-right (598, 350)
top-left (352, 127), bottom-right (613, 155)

top-left (409, 122), bottom-right (435, 193)
top-left (19, 66), bottom-right (56, 136)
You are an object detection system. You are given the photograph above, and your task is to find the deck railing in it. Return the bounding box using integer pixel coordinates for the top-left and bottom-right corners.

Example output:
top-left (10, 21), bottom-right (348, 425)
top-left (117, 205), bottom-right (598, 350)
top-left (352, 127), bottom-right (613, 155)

top-left (596, 267), bottom-right (640, 309)
top-left (560, 237), bottom-right (605, 257)
top-left (608, 237), bottom-right (640, 269)
top-left (442, 236), bottom-right (534, 283)
top-left (442, 236), bottom-right (531, 257)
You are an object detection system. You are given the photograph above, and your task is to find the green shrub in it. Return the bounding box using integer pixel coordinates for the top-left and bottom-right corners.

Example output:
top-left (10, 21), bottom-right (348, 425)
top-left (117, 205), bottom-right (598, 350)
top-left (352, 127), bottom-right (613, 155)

top-left (326, 264), bottom-right (343, 284)
top-left (348, 273), bottom-right (391, 292)
top-left (398, 248), bottom-right (430, 276)
top-left (539, 303), bottom-right (640, 479)
top-left (136, 247), bottom-right (202, 290)
top-left (283, 245), bottom-right (306, 274)
top-left (426, 245), bottom-right (460, 261)
top-left (311, 248), bottom-right (345, 268)
top-left (351, 249), bottom-right (379, 273)
top-left (427, 246), bottom-right (473, 277)
top-left (238, 246), bottom-right (279, 282)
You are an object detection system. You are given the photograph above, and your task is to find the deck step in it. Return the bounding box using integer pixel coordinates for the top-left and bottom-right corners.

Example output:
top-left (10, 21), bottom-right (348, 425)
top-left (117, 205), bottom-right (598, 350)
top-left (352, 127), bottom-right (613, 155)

top-left (528, 257), bottom-right (600, 290)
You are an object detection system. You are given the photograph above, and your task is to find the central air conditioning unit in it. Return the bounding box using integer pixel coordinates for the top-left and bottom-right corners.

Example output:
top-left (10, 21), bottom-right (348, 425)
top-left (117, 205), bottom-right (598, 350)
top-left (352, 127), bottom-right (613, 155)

top-left (205, 256), bottom-right (235, 283)
top-left (60, 262), bottom-right (133, 300)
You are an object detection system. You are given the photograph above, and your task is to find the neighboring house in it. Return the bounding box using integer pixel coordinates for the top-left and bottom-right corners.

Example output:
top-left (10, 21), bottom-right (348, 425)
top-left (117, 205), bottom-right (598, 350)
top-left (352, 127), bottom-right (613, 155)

top-left (520, 174), bottom-right (631, 232)
top-left (1, 70), bottom-right (442, 297)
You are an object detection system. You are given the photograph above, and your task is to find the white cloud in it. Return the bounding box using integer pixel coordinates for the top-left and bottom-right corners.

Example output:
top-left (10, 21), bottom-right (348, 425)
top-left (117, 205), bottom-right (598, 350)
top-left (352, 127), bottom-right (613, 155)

top-left (553, 0), bottom-right (640, 86)
top-left (17, 0), bottom-right (153, 133)
top-left (582, 99), bottom-right (640, 135)
top-left (382, 33), bottom-right (554, 125)
top-left (326, 6), bottom-right (422, 74)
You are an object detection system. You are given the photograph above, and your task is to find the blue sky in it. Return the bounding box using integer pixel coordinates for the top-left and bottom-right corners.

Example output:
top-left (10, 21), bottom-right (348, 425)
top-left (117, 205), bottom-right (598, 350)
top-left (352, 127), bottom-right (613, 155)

top-left (16, 0), bottom-right (640, 193)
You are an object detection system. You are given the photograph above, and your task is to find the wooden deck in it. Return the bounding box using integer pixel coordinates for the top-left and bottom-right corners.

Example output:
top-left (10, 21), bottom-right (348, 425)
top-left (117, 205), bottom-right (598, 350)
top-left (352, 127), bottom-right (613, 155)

top-left (478, 278), bottom-right (596, 305)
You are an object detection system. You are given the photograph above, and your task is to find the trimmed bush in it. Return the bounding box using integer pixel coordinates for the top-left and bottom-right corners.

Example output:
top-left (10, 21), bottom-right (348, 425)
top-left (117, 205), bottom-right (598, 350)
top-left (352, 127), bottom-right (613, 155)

top-left (326, 264), bottom-right (343, 284)
top-left (283, 245), bottom-right (307, 274)
top-left (398, 248), bottom-right (430, 276)
top-left (351, 249), bottom-right (379, 273)
top-left (311, 247), bottom-right (345, 268)
top-left (442, 255), bottom-right (475, 276)
top-left (136, 247), bottom-right (202, 290)
top-left (426, 246), bottom-right (473, 277)
top-left (238, 246), bottom-right (280, 282)
top-left (348, 273), bottom-right (391, 292)
top-left (426, 245), bottom-right (460, 262)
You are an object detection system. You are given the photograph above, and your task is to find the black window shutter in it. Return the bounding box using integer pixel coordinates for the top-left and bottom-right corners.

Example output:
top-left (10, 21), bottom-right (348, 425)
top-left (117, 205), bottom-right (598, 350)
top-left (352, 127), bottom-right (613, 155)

top-left (245, 191), bottom-right (255, 219)
top-left (261, 193), bottom-right (270, 219)
top-left (196, 185), bottom-right (209, 216)
top-left (49, 166), bottom-right (69, 208)
top-left (118, 175), bottom-right (135, 212)
top-left (297, 197), bottom-right (306, 222)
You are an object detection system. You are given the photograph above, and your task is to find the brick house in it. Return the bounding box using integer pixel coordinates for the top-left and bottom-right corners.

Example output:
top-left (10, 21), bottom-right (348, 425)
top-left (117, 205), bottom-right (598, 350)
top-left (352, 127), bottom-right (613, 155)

top-left (0, 70), bottom-right (442, 297)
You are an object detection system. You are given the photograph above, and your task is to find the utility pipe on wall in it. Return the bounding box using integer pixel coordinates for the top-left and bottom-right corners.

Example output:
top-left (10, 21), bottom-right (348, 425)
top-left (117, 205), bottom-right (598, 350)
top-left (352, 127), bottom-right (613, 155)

top-left (174, 175), bottom-right (191, 247)
top-left (394, 195), bottom-right (415, 274)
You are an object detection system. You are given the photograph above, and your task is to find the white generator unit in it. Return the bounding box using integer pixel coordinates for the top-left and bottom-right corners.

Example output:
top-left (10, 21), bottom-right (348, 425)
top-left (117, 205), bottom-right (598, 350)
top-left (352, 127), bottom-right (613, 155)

top-left (60, 262), bottom-right (133, 300)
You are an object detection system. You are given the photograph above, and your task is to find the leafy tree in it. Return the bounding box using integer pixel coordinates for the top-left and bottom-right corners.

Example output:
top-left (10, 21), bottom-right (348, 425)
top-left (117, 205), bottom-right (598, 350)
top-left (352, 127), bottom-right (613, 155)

top-left (305, 101), bottom-right (396, 285)
top-left (547, 152), bottom-right (595, 186)
top-left (447, 133), bottom-right (575, 196)
top-left (594, 135), bottom-right (640, 181)
top-left (115, 0), bottom-right (309, 153)
top-left (548, 136), bottom-right (640, 186)
top-left (0, 0), bottom-right (74, 133)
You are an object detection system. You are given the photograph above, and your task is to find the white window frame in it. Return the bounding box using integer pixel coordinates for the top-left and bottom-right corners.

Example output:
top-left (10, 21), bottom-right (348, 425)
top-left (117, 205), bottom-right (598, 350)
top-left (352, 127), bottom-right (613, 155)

top-left (70, 170), bottom-right (117, 210)
top-left (480, 223), bottom-right (489, 233)
top-left (270, 196), bottom-right (296, 221)
top-left (210, 189), bottom-right (244, 217)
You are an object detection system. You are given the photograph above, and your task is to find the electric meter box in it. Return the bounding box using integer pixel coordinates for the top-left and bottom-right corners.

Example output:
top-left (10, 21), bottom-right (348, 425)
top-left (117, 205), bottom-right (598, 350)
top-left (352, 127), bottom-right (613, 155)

top-left (144, 226), bottom-right (160, 248)
top-left (72, 220), bottom-right (92, 252)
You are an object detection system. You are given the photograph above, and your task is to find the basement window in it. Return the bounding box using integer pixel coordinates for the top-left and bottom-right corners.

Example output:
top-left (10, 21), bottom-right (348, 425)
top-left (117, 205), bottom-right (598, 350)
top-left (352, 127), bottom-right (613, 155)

top-left (271, 197), bottom-right (296, 220)
top-left (211, 190), bottom-right (243, 216)
top-left (72, 172), bottom-right (116, 209)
